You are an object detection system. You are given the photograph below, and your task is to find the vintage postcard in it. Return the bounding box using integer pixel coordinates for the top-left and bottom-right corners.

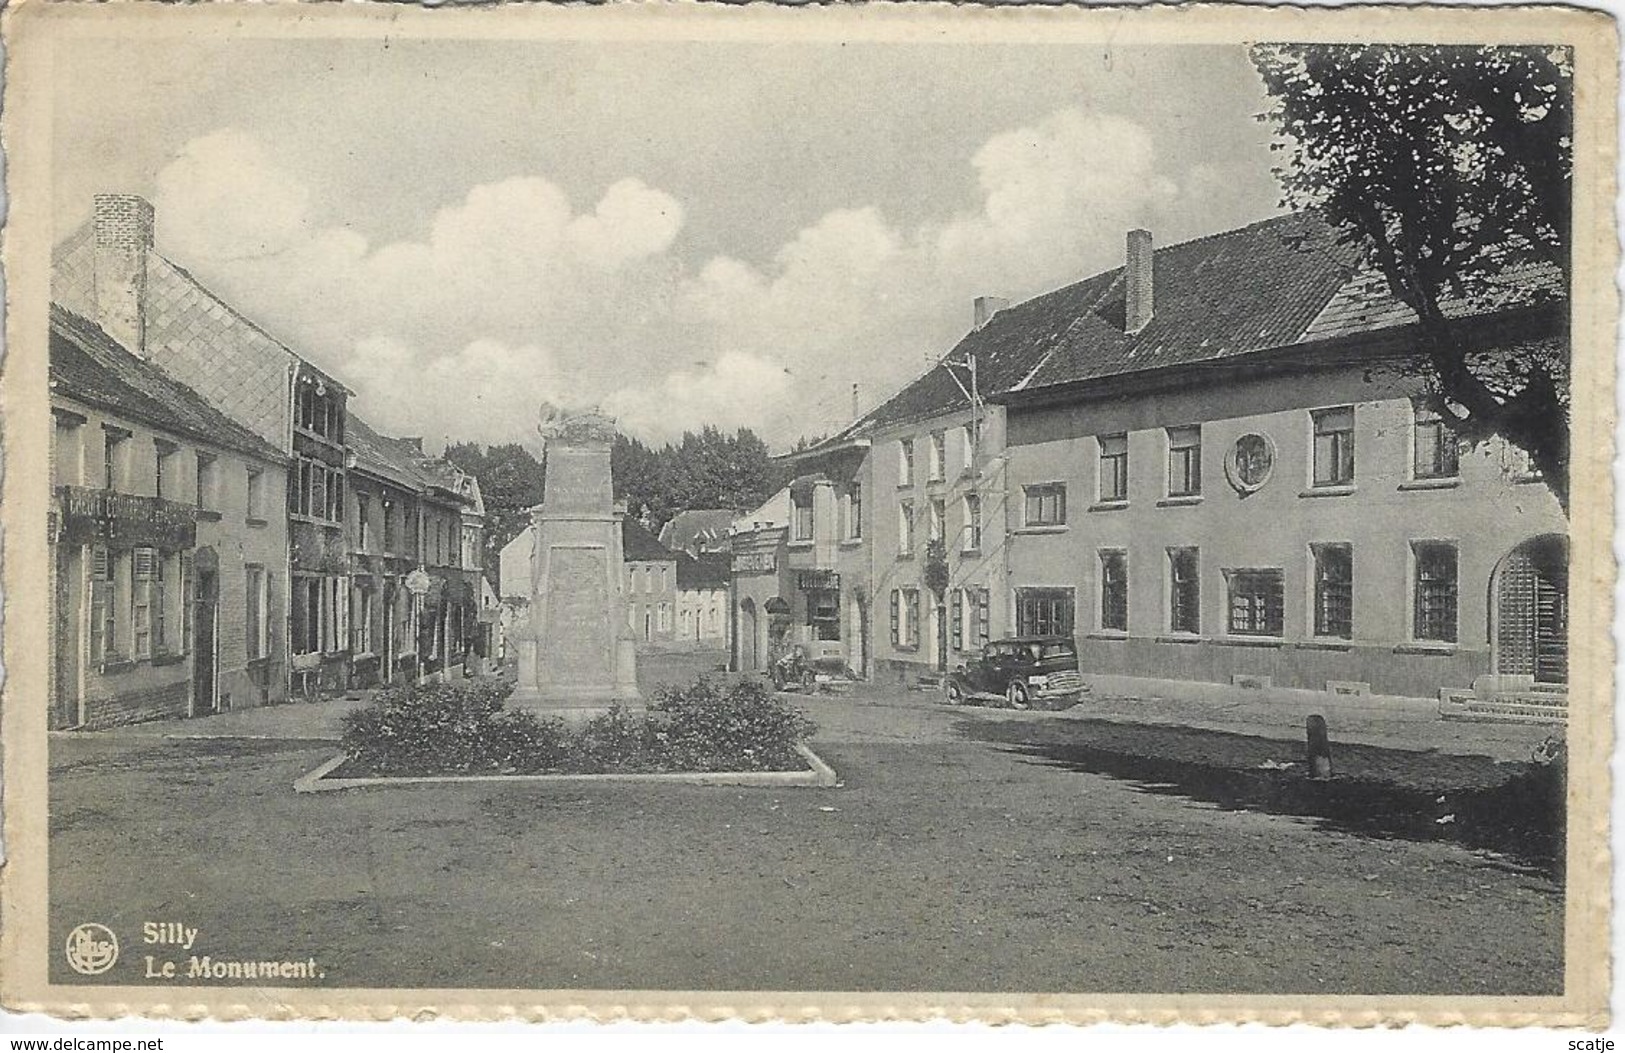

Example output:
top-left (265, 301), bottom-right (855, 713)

top-left (0, 0), bottom-right (1615, 1028)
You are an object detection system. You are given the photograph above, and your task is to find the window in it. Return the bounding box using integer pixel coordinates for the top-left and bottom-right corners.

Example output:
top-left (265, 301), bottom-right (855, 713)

top-left (1024, 483), bottom-right (1067, 527)
top-left (1312, 407), bottom-right (1355, 486)
top-left (292, 457), bottom-right (342, 523)
top-left (357, 492), bottom-right (371, 550)
top-left (1167, 426), bottom-right (1201, 497)
top-left (293, 575), bottom-right (345, 655)
top-left (807, 589), bottom-right (840, 641)
top-left (952, 586), bottom-right (990, 651)
top-left (929, 431), bottom-right (946, 482)
top-left (154, 440), bottom-right (177, 501)
top-left (102, 427), bottom-right (130, 491)
top-left (792, 492), bottom-right (814, 542)
top-left (247, 469), bottom-right (266, 521)
top-left (963, 493), bottom-right (982, 552)
top-left (1099, 433), bottom-right (1128, 503)
top-left (54, 412), bottom-right (85, 486)
top-left (898, 439), bottom-right (915, 487)
top-left (1228, 569), bottom-right (1284, 636)
top-left (246, 565), bottom-right (269, 660)
top-left (1413, 405), bottom-right (1460, 480)
top-left (131, 546), bottom-right (161, 658)
top-left (898, 500), bottom-right (915, 553)
top-left (1099, 552), bottom-right (1128, 631)
top-left (383, 500), bottom-right (397, 551)
top-left (890, 587), bottom-right (921, 648)
top-left (89, 546), bottom-right (114, 662)
top-left (845, 482), bottom-right (862, 540)
top-left (1017, 588), bottom-right (1075, 637)
top-left (195, 453), bottom-right (218, 510)
top-left (1169, 548), bottom-right (1199, 634)
top-left (1313, 545), bottom-right (1353, 639)
top-left (929, 498), bottom-right (945, 543)
top-left (297, 382), bottom-right (342, 442)
top-left (1413, 542), bottom-right (1458, 642)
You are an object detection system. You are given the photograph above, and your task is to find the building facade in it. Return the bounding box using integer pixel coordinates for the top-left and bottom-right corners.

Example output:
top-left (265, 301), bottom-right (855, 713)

top-left (675, 554), bottom-right (731, 647)
top-left (622, 518), bottom-right (678, 645)
top-left (992, 215), bottom-right (1568, 705)
top-left (54, 192), bottom-right (354, 701)
top-left (49, 307), bottom-right (289, 728)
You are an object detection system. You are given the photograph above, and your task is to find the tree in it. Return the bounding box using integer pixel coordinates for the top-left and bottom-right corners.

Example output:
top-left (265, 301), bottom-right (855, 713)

top-left (1252, 44), bottom-right (1572, 512)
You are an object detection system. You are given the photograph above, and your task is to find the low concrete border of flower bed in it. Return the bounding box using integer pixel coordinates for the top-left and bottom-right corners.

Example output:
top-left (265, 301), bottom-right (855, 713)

top-left (293, 742), bottom-right (838, 793)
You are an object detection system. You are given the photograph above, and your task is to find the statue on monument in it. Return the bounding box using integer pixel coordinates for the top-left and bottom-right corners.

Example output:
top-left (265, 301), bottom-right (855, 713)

top-left (508, 401), bottom-right (640, 718)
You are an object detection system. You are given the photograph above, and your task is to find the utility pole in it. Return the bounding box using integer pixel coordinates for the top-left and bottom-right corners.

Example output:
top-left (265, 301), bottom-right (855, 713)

top-left (944, 351), bottom-right (982, 470)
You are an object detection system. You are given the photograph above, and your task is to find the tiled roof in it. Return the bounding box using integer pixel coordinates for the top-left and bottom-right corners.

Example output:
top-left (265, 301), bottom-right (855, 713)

top-left (347, 414), bottom-right (433, 492)
top-left (677, 552), bottom-right (731, 590)
top-left (822, 210), bottom-right (1561, 432)
top-left (50, 305), bottom-right (284, 464)
top-left (657, 509), bottom-right (740, 552)
top-left (1016, 212), bottom-right (1362, 392)
top-left (622, 518), bottom-right (676, 562)
top-left (53, 218), bottom-right (349, 453)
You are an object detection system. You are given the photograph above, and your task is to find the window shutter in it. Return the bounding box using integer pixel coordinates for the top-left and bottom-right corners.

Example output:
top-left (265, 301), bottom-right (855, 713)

top-left (976, 589), bottom-right (990, 645)
top-left (890, 589), bottom-right (900, 646)
top-left (91, 545), bottom-right (110, 580)
top-left (950, 589), bottom-right (963, 651)
top-left (133, 547), bottom-right (156, 581)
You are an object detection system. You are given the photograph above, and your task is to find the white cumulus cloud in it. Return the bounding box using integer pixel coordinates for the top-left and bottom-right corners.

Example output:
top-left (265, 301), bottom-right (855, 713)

top-left (142, 107), bottom-right (1232, 450)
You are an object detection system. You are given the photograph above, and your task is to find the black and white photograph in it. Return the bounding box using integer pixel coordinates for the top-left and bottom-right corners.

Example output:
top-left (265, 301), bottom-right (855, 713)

top-left (1, 1), bottom-right (1614, 1030)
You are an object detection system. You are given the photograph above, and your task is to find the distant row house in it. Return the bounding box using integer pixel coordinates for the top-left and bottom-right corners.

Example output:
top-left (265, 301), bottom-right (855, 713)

top-left (49, 193), bottom-right (487, 729)
top-left (738, 211), bottom-right (1568, 714)
top-left (498, 515), bottom-right (729, 650)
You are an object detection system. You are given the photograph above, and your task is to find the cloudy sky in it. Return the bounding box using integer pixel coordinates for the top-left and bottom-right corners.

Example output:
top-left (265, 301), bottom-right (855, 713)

top-left (51, 32), bottom-right (1284, 451)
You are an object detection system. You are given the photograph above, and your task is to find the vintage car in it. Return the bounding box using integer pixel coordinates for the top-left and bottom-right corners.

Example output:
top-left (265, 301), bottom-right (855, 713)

top-left (770, 640), bottom-right (850, 692)
top-left (944, 636), bottom-right (1086, 709)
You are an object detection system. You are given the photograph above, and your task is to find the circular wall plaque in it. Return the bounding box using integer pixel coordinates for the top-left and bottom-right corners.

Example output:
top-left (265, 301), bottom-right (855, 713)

top-left (1226, 433), bottom-right (1275, 494)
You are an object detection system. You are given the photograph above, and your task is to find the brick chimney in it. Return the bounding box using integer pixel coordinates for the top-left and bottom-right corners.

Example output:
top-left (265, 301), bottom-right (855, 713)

top-left (92, 194), bottom-right (156, 356)
top-left (1124, 229), bottom-right (1153, 334)
top-left (973, 295), bottom-right (1010, 331)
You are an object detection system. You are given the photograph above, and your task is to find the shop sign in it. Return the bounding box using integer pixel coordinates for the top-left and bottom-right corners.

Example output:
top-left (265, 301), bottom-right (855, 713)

top-left (796, 570), bottom-right (840, 590)
top-left (733, 551), bottom-right (777, 574)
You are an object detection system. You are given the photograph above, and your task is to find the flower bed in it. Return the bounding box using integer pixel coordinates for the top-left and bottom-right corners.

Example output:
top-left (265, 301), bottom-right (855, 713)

top-left (336, 676), bottom-right (818, 778)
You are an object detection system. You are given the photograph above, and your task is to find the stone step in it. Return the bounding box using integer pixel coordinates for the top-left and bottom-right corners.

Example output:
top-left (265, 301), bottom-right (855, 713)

top-left (1441, 696), bottom-right (1568, 725)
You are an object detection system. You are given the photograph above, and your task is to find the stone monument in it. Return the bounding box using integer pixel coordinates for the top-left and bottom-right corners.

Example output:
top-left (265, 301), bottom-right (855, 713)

top-left (508, 407), bottom-right (640, 719)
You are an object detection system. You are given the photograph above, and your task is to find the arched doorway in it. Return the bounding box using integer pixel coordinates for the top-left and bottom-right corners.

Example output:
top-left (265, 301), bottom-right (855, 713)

top-left (740, 599), bottom-right (759, 671)
top-left (1493, 534), bottom-right (1568, 685)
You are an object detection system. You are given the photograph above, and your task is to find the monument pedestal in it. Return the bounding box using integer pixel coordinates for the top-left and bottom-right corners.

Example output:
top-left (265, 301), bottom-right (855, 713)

top-left (510, 410), bottom-right (641, 723)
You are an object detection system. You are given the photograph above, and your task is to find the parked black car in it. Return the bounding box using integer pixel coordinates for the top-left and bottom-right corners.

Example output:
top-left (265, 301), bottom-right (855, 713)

top-left (945, 636), bottom-right (1085, 709)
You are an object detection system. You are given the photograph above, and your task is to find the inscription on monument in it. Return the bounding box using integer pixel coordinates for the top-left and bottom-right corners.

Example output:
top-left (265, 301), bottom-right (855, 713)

top-left (542, 546), bottom-right (612, 688)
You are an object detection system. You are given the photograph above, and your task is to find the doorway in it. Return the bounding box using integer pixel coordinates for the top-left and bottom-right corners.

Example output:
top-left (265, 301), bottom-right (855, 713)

top-left (193, 567), bottom-right (219, 715)
top-left (1495, 535), bottom-right (1568, 685)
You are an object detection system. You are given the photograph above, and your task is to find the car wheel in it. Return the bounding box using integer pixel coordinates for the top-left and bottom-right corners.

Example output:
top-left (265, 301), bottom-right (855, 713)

top-left (945, 681), bottom-right (963, 705)
top-left (1006, 681), bottom-right (1029, 709)
top-left (800, 669), bottom-right (816, 690)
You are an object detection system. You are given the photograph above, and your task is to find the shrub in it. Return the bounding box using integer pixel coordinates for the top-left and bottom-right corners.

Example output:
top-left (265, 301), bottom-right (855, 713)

top-left (340, 675), bottom-right (817, 777)
top-left (341, 677), bottom-right (525, 775)
top-left (650, 677), bottom-right (817, 772)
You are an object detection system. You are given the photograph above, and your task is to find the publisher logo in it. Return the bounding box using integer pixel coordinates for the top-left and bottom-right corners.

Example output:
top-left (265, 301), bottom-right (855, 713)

top-left (65, 923), bottom-right (119, 975)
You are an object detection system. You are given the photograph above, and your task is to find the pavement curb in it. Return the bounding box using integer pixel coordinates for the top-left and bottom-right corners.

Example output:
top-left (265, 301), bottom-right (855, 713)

top-left (293, 742), bottom-right (839, 793)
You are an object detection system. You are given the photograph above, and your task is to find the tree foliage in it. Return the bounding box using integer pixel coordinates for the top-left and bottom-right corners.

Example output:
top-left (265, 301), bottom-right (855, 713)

top-left (445, 426), bottom-right (783, 580)
top-left (1252, 43), bottom-right (1572, 511)
top-left (443, 441), bottom-right (546, 583)
top-left (611, 426), bottom-right (782, 531)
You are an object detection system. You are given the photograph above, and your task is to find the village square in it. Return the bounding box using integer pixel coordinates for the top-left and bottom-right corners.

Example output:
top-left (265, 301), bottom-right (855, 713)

top-left (37, 32), bottom-right (1577, 998)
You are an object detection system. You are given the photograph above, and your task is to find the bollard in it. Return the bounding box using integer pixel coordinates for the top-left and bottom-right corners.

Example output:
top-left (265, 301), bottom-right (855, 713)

top-left (1306, 714), bottom-right (1333, 779)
